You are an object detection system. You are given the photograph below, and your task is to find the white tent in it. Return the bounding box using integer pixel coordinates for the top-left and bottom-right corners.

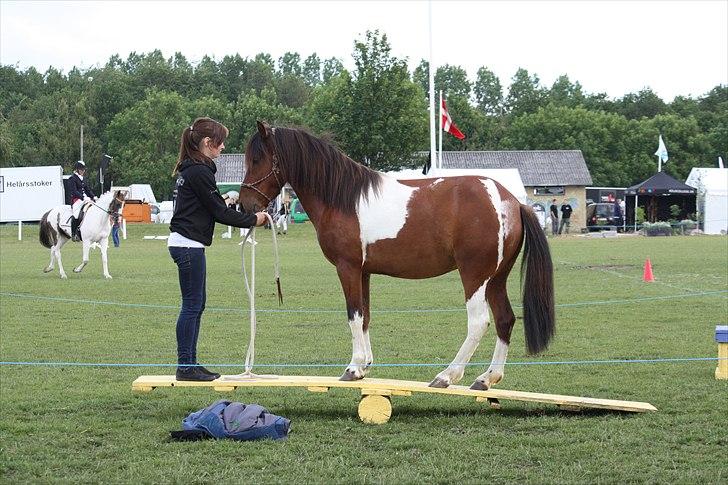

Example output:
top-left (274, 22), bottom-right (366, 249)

top-left (686, 168), bottom-right (728, 235)
top-left (387, 168), bottom-right (528, 204)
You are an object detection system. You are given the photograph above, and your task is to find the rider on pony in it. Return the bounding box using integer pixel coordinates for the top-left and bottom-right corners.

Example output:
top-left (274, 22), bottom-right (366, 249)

top-left (68, 160), bottom-right (97, 241)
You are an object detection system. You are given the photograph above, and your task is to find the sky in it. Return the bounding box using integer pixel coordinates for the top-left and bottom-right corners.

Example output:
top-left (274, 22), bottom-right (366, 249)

top-left (1, 0), bottom-right (726, 101)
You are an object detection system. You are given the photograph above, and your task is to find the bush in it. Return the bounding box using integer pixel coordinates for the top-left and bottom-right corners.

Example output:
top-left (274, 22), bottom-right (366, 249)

top-left (641, 221), bottom-right (673, 236)
top-left (680, 219), bottom-right (697, 231)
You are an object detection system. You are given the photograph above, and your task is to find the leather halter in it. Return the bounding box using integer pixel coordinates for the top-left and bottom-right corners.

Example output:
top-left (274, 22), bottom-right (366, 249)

top-left (240, 132), bottom-right (283, 205)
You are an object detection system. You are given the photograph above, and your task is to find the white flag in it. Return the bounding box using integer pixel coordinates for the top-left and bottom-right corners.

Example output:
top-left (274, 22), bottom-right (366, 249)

top-left (654, 135), bottom-right (669, 163)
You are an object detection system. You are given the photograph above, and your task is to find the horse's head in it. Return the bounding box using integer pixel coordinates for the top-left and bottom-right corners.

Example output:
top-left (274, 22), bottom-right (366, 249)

top-left (240, 120), bottom-right (286, 212)
top-left (109, 190), bottom-right (126, 215)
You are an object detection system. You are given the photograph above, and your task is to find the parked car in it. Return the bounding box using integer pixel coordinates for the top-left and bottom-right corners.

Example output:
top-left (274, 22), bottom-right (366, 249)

top-left (586, 203), bottom-right (621, 231)
top-left (290, 198), bottom-right (309, 223)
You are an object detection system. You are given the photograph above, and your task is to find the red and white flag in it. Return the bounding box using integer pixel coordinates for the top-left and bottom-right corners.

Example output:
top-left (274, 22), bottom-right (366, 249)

top-left (441, 98), bottom-right (465, 140)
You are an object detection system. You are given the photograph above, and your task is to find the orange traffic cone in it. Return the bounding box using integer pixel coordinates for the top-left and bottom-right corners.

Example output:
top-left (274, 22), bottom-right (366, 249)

top-left (643, 258), bottom-right (655, 282)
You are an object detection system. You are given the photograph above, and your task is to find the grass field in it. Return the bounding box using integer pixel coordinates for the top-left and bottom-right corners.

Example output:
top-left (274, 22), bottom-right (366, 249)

top-left (1, 222), bottom-right (726, 483)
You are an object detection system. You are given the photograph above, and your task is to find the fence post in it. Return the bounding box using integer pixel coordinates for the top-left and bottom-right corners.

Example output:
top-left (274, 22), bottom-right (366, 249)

top-left (122, 218), bottom-right (127, 240)
top-left (18, 221), bottom-right (22, 241)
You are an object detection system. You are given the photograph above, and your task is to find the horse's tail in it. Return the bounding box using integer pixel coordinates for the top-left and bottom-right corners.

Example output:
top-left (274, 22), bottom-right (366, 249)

top-left (39, 210), bottom-right (57, 248)
top-left (519, 204), bottom-right (555, 354)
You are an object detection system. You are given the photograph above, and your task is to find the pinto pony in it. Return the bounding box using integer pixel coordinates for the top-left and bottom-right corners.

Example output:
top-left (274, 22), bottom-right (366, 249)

top-left (240, 122), bottom-right (554, 390)
top-left (39, 191), bottom-right (125, 279)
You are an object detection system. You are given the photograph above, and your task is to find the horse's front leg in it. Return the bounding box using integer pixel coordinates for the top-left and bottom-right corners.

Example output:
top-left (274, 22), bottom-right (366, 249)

top-left (336, 263), bottom-right (368, 381)
top-left (74, 240), bottom-right (90, 273)
top-left (362, 273), bottom-right (373, 371)
top-left (430, 279), bottom-right (490, 388)
top-left (100, 237), bottom-right (112, 279)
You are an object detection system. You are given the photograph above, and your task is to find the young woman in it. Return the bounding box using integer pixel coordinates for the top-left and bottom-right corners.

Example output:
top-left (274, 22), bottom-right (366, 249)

top-left (169, 117), bottom-right (267, 381)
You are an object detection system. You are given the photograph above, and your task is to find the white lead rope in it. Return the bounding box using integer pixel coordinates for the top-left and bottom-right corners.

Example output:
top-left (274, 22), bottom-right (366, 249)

top-left (226, 213), bottom-right (282, 381)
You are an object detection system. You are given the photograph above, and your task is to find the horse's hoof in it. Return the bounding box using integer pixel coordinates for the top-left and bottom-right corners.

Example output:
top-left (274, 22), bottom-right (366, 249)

top-left (60, 274), bottom-right (67, 280)
top-left (428, 377), bottom-right (450, 388)
top-left (470, 380), bottom-right (489, 391)
top-left (104, 274), bottom-right (112, 279)
top-left (73, 268), bottom-right (81, 273)
top-left (43, 267), bottom-right (53, 273)
top-left (339, 370), bottom-right (362, 381)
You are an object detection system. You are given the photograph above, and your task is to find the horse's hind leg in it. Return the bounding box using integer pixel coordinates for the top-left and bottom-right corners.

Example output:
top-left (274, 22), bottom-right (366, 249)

top-left (470, 276), bottom-right (515, 390)
top-left (44, 248), bottom-right (56, 273)
top-left (430, 278), bottom-right (490, 388)
top-left (55, 238), bottom-right (69, 279)
top-left (74, 240), bottom-right (90, 273)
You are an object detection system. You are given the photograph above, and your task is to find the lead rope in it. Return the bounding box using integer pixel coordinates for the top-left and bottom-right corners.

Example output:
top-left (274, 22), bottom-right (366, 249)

top-left (226, 212), bottom-right (282, 381)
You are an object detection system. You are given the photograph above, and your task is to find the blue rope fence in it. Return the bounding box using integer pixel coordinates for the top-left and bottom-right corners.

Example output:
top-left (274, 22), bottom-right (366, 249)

top-left (1, 357), bottom-right (724, 369)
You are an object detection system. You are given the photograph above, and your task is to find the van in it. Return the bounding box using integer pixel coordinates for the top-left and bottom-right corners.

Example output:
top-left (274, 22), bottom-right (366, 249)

top-left (586, 203), bottom-right (621, 231)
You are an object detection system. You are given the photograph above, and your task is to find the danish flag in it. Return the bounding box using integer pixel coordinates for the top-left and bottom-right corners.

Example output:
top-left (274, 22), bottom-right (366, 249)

top-left (442, 98), bottom-right (465, 140)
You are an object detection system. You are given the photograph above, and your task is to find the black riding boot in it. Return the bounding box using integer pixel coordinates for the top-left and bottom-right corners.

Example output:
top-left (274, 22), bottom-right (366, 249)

top-left (71, 217), bottom-right (80, 242)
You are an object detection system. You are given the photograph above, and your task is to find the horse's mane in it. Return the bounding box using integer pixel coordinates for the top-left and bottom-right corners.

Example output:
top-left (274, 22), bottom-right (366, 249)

top-left (247, 127), bottom-right (382, 215)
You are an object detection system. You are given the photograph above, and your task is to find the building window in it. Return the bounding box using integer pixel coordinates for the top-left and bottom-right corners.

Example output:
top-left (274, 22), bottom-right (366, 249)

top-left (534, 186), bottom-right (565, 196)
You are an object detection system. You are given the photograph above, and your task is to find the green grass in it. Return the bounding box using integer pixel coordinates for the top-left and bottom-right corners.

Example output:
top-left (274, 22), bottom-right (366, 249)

top-left (1, 222), bottom-right (727, 483)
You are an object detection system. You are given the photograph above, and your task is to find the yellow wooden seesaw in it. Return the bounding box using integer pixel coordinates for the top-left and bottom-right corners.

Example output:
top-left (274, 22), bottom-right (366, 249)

top-left (131, 374), bottom-right (657, 424)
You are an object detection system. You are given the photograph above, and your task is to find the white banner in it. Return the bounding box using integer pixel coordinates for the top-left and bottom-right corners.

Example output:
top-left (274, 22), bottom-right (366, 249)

top-left (0, 166), bottom-right (65, 222)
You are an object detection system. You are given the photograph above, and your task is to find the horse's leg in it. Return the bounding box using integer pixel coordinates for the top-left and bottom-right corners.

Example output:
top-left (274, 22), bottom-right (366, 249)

top-left (44, 246), bottom-right (56, 273)
top-left (74, 239), bottom-right (90, 273)
top-left (337, 263), bottom-right (368, 381)
top-left (430, 278), bottom-right (490, 388)
top-left (55, 238), bottom-right (69, 279)
top-left (362, 273), bottom-right (373, 370)
top-left (470, 275), bottom-right (515, 390)
top-left (100, 236), bottom-right (112, 279)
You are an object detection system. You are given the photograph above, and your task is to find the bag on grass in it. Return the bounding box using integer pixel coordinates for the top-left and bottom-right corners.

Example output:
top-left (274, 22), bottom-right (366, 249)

top-left (174, 400), bottom-right (290, 441)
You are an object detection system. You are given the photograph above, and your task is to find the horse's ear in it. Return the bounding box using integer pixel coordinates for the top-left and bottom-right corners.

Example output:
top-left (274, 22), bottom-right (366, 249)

top-left (257, 120), bottom-right (272, 140)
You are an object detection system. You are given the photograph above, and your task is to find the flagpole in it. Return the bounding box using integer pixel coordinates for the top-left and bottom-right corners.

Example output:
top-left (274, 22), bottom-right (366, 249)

top-left (428, 0), bottom-right (436, 174)
top-left (438, 90), bottom-right (443, 170)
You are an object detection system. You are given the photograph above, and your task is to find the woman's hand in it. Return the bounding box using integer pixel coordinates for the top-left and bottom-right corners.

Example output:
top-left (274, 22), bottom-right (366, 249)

top-left (255, 212), bottom-right (268, 226)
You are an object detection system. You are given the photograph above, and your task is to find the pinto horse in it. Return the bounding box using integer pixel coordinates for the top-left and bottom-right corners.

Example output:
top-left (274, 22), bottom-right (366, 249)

top-left (39, 190), bottom-right (125, 279)
top-left (240, 122), bottom-right (554, 390)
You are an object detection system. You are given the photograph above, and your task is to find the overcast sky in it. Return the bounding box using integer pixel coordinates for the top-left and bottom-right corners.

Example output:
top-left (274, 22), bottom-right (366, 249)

top-left (2, 0), bottom-right (726, 101)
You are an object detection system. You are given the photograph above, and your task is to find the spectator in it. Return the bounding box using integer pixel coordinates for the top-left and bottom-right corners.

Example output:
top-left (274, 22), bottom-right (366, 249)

top-left (549, 198), bottom-right (559, 236)
top-left (558, 200), bottom-right (573, 234)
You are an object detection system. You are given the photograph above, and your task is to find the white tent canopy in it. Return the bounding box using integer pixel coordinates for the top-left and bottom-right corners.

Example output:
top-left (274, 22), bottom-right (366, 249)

top-left (686, 167), bottom-right (728, 235)
top-left (387, 168), bottom-right (528, 204)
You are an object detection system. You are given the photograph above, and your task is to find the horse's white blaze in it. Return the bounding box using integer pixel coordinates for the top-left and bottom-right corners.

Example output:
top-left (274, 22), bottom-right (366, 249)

top-left (483, 179), bottom-right (504, 269)
top-left (434, 279), bottom-right (490, 385)
top-left (357, 176), bottom-right (416, 261)
top-left (346, 311), bottom-right (368, 377)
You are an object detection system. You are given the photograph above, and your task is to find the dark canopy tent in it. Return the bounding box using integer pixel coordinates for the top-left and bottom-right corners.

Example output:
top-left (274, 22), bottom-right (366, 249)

top-left (625, 171), bottom-right (696, 227)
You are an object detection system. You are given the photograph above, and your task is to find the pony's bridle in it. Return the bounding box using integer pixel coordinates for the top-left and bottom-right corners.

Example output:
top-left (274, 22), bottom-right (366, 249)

top-left (240, 132), bottom-right (284, 205)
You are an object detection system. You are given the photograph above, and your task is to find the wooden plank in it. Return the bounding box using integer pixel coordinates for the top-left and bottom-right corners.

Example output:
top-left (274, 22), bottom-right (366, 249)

top-left (131, 375), bottom-right (657, 413)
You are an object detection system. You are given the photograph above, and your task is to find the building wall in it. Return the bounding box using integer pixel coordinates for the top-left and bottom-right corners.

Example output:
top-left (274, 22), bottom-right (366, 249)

top-left (526, 185), bottom-right (587, 232)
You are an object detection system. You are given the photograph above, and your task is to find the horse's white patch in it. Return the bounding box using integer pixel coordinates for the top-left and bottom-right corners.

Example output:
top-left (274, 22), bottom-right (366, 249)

top-left (482, 179), bottom-right (504, 269)
top-left (432, 178), bottom-right (445, 186)
top-left (357, 175), bottom-right (416, 261)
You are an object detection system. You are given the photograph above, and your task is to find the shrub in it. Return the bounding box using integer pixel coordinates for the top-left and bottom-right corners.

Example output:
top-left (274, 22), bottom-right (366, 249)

top-left (642, 221), bottom-right (673, 236)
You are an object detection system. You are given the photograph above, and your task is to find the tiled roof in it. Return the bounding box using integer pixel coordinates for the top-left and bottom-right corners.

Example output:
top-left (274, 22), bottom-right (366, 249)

top-left (215, 154), bottom-right (245, 183)
top-left (216, 150), bottom-right (594, 186)
top-left (439, 150), bottom-right (593, 186)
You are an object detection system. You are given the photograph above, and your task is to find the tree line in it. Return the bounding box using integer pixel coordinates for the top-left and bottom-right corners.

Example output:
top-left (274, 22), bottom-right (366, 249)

top-left (1, 31), bottom-right (725, 199)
